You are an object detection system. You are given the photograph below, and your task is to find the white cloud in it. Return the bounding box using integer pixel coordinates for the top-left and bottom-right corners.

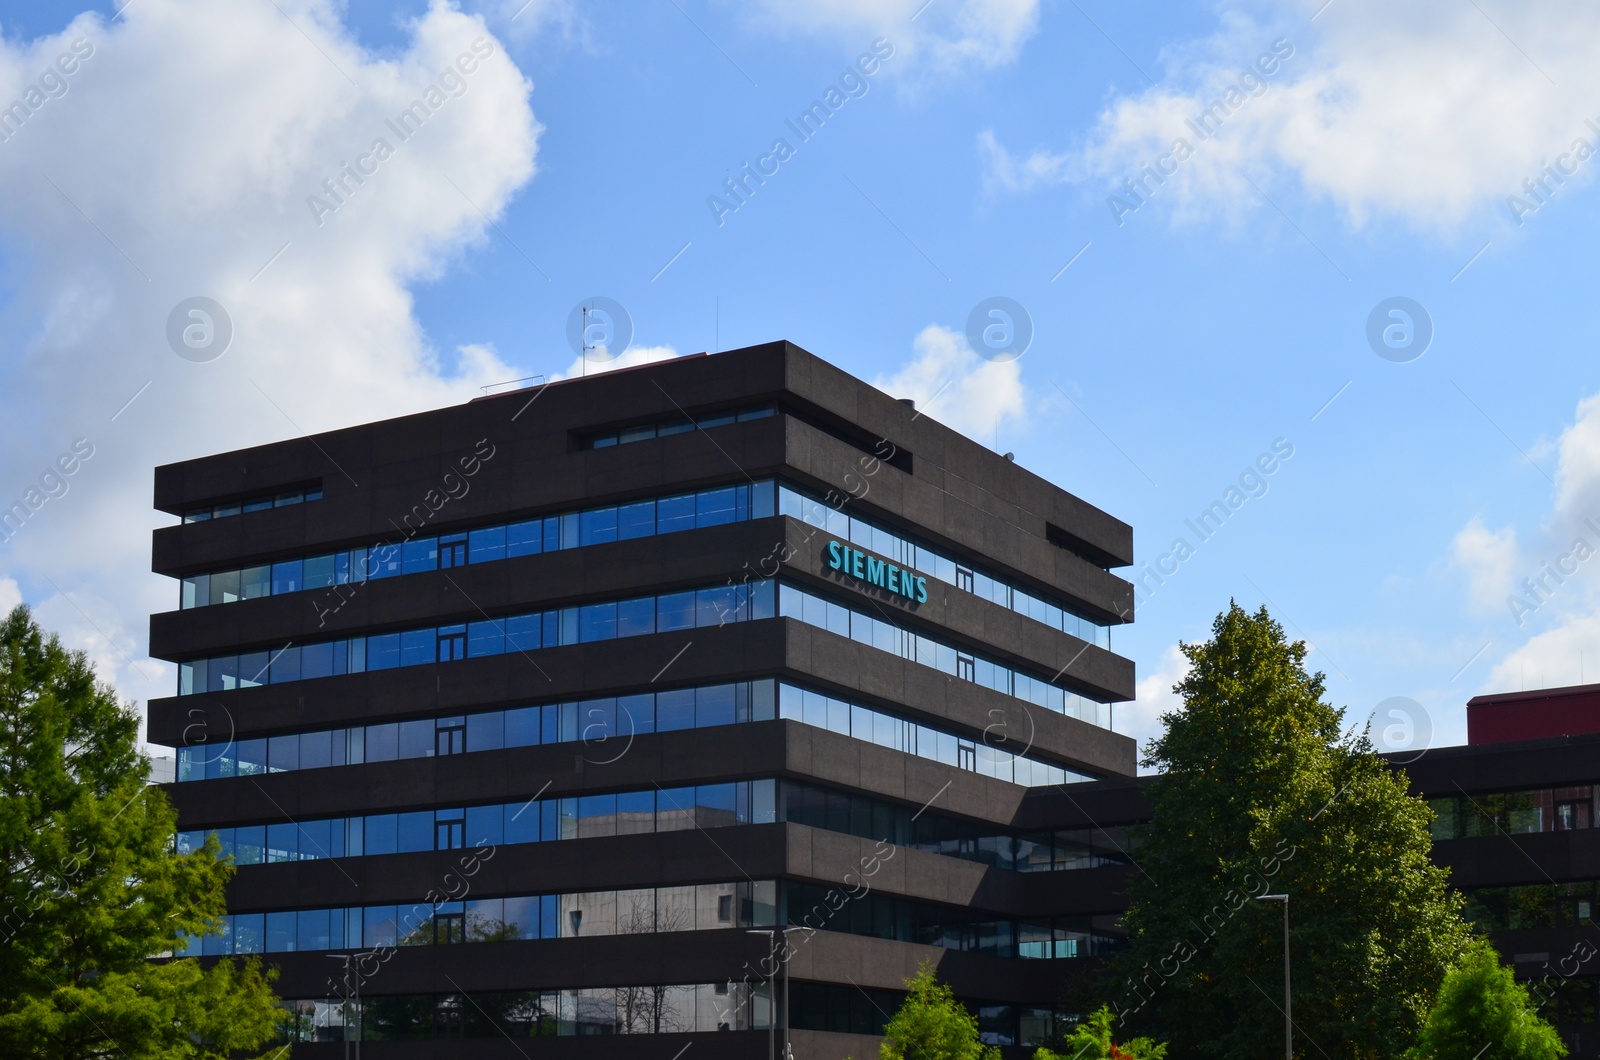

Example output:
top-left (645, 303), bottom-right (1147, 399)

top-left (735, 0), bottom-right (1039, 79)
top-left (0, 0), bottom-right (541, 714)
top-left (549, 343), bottom-right (683, 382)
top-left (978, 128), bottom-right (1072, 196)
top-left (0, 577), bottom-right (20, 615)
top-left (1552, 391), bottom-right (1600, 530)
top-left (1123, 642), bottom-right (1188, 773)
top-left (1473, 391), bottom-right (1600, 696)
top-left (872, 324), bottom-right (1026, 443)
top-left (988, 0), bottom-right (1600, 231)
top-left (1486, 612), bottom-right (1600, 696)
top-left (1450, 516), bottom-right (1520, 615)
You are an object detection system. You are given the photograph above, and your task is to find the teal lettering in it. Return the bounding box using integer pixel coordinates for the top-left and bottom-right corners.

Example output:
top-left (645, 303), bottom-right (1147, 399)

top-left (915, 576), bottom-right (928, 603)
top-left (866, 556), bottom-right (884, 586)
top-left (826, 540), bottom-right (843, 570)
top-left (887, 566), bottom-right (900, 593)
top-left (851, 548), bottom-right (865, 578)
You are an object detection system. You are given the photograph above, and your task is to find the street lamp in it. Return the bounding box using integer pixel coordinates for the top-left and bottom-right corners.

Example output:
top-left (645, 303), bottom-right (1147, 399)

top-left (324, 951), bottom-right (376, 1060)
top-left (747, 926), bottom-right (805, 1060)
top-left (1254, 894), bottom-right (1291, 1060)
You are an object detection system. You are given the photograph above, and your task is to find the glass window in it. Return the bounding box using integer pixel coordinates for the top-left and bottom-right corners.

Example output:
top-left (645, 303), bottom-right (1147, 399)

top-left (467, 711), bottom-right (503, 752)
top-left (396, 811), bottom-right (434, 852)
top-left (266, 822), bottom-right (299, 862)
top-left (657, 591), bottom-right (696, 632)
top-left (368, 543), bottom-right (402, 579)
top-left (617, 501), bottom-right (654, 539)
top-left (401, 538), bottom-right (437, 575)
top-left (657, 689), bottom-right (696, 732)
top-left (506, 800), bottom-right (539, 845)
top-left (181, 574), bottom-right (210, 609)
top-left (618, 693), bottom-right (654, 735)
top-left (620, 423), bottom-right (657, 444)
top-left (233, 912), bottom-right (264, 954)
top-left (398, 720), bottom-right (433, 759)
top-left (617, 790), bottom-right (655, 836)
top-left (657, 417), bottom-right (694, 437)
top-left (211, 569), bottom-right (241, 605)
top-left (300, 643), bottom-right (334, 681)
top-left (241, 566), bottom-right (271, 600)
top-left (467, 619), bottom-right (506, 658)
top-left (657, 787), bottom-right (695, 831)
top-left (367, 634), bottom-right (400, 671)
top-left (266, 911), bottom-right (296, 952)
top-left (399, 629), bottom-right (433, 667)
top-left (268, 733), bottom-right (299, 772)
top-left (365, 814), bottom-right (398, 856)
top-left (577, 602), bottom-right (617, 642)
top-left (303, 554), bottom-right (335, 589)
top-left (505, 613), bottom-right (542, 653)
top-left (612, 597), bottom-right (654, 638)
top-left (580, 507), bottom-right (618, 546)
top-left (363, 906), bottom-right (398, 948)
top-left (237, 652), bottom-right (270, 688)
top-left (268, 646), bottom-right (301, 685)
top-left (505, 706), bottom-right (540, 747)
top-left (297, 908), bottom-right (332, 952)
top-left (469, 525), bottom-right (507, 564)
top-left (657, 494), bottom-right (696, 535)
top-left (697, 685), bottom-right (736, 728)
top-left (696, 783), bottom-right (737, 828)
top-left (697, 487), bottom-right (737, 527)
top-left (507, 519), bottom-right (542, 558)
top-left (466, 804), bottom-right (504, 848)
top-left (271, 560), bottom-right (303, 596)
top-left (297, 818), bottom-right (334, 859)
top-left (577, 794), bottom-right (618, 838)
top-left (366, 723), bottom-right (399, 763)
top-left (204, 656), bottom-right (233, 693)
top-left (233, 825), bottom-right (265, 865)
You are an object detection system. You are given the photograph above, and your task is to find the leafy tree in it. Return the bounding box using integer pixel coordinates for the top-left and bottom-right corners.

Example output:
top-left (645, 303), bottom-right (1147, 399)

top-left (1406, 939), bottom-right (1566, 1060)
top-left (879, 961), bottom-right (1000, 1060)
top-left (1036, 1005), bottom-right (1166, 1060)
top-left (0, 605), bottom-right (281, 1058)
top-left (1110, 602), bottom-right (1472, 1059)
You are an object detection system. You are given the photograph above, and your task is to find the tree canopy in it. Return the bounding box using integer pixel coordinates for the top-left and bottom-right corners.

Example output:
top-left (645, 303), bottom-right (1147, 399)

top-left (879, 962), bottom-right (1000, 1060)
top-left (1036, 1005), bottom-right (1167, 1060)
top-left (1111, 602), bottom-right (1473, 1059)
top-left (1406, 939), bottom-right (1566, 1060)
top-left (0, 605), bottom-right (281, 1058)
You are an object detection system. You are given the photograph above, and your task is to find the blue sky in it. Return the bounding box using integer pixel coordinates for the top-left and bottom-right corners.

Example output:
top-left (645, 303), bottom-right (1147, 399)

top-left (3, 0), bottom-right (1598, 762)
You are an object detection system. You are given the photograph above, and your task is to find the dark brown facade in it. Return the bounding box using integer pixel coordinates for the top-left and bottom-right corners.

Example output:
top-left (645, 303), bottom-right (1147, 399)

top-left (148, 341), bottom-right (1141, 1057)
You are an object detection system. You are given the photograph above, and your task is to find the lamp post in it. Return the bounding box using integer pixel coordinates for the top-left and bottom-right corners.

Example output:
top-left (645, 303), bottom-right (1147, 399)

top-left (747, 926), bottom-right (805, 1060)
top-left (324, 951), bottom-right (376, 1059)
top-left (1254, 894), bottom-right (1291, 1060)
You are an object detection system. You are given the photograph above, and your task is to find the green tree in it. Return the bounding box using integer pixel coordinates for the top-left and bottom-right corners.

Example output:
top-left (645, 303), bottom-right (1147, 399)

top-left (879, 961), bottom-right (1000, 1060)
top-left (1110, 602), bottom-right (1472, 1059)
top-left (1036, 1005), bottom-right (1167, 1060)
top-left (1406, 939), bottom-right (1566, 1060)
top-left (0, 605), bottom-right (281, 1058)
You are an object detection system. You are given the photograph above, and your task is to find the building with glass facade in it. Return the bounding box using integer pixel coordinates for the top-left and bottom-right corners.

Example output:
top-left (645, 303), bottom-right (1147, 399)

top-left (149, 340), bottom-right (1140, 1057)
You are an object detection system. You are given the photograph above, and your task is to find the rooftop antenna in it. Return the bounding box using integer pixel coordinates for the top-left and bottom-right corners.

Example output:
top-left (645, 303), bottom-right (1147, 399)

top-left (581, 303), bottom-right (596, 377)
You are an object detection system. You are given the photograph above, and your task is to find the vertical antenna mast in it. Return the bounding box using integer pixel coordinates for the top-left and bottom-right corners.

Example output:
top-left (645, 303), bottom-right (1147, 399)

top-left (581, 303), bottom-right (595, 376)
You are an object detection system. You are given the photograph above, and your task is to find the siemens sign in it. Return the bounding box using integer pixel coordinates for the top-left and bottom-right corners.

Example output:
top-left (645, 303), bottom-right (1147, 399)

top-left (825, 540), bottom-right (929, 603)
